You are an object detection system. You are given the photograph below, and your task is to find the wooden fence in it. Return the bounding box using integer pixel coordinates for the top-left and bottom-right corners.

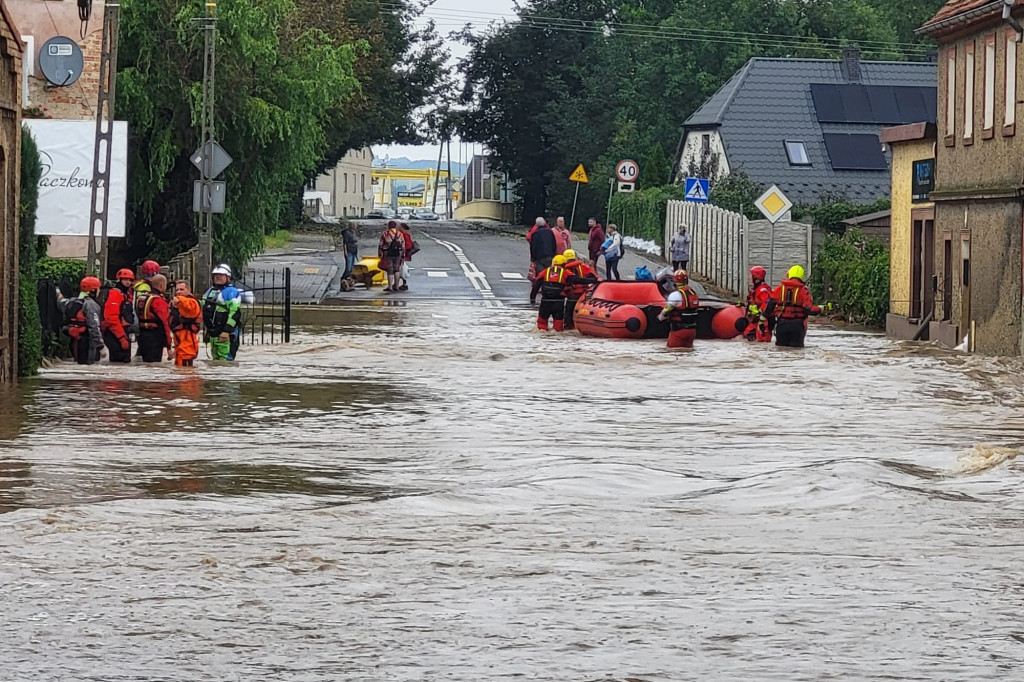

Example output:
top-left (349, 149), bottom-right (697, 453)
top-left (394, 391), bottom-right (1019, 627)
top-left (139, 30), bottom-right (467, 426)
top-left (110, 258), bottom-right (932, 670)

top-left (665, 201), bottom-right (813, 295)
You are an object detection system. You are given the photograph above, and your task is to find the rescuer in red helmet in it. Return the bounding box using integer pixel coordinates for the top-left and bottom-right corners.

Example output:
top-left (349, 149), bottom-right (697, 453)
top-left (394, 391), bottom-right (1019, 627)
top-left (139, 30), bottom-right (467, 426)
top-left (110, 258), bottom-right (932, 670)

top-left (739, 265), bottom-right (774, 342)
top-left (134, 260), bottom-right (161, 295)
top-left (657, 270), bottom-right (700, 348)
top-left (102, 267), bottom-right (138, 363)
top-left (57, 276), bottom-right (105, 365)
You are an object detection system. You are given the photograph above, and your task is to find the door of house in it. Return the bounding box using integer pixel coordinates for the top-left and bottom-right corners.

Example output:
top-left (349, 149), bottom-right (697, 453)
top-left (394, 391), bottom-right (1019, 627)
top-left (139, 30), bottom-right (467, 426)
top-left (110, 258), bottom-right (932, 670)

top-left (910, 210), bottom-right (936, 319)
top-left (961, 231), bottom-right (972, 348)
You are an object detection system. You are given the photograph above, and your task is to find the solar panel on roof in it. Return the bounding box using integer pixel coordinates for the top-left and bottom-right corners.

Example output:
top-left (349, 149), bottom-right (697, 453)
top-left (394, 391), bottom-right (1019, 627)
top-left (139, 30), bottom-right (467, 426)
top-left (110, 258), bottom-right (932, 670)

top-left (810, 84), bottom-right (845, 123)
top-left (823, 133), bottom-right (888, 171)
top-left (839, 86), bottom-right (872, 123)
top-left (865, 86), bottom-right (901, 124)
top-left (894, 87), bottom-right (929, 124)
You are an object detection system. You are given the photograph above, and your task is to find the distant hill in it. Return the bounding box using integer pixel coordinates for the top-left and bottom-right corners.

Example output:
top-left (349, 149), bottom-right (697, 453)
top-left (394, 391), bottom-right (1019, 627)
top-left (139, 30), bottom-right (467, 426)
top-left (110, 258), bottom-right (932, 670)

top-left (374, 156), bottom-right (467, 176)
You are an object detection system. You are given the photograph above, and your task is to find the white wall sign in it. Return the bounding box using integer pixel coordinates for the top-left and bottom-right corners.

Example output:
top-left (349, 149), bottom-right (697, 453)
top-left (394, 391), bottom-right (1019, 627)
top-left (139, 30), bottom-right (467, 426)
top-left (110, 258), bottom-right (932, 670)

top-left (24, 119), bottom-right (128, 237)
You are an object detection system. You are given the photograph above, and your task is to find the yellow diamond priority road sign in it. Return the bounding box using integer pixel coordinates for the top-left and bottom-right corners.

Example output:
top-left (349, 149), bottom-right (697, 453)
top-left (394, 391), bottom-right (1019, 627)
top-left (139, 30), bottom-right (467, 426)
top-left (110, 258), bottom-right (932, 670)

top-left (754, 185), bottom-right (792, 224)
top-left (569, 164), bottom-right (589, 184)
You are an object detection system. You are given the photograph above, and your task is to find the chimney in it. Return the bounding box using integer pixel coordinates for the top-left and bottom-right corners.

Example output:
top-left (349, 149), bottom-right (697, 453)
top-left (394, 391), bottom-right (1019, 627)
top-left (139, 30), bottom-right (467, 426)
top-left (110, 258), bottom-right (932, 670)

top-left (841, 46), bottom-right (862, 83)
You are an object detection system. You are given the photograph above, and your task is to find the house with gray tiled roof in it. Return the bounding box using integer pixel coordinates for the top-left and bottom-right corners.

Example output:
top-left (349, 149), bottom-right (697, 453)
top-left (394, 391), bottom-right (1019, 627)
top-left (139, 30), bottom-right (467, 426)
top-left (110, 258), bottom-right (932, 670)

top-left (672, 49), bottom-right (938, 205)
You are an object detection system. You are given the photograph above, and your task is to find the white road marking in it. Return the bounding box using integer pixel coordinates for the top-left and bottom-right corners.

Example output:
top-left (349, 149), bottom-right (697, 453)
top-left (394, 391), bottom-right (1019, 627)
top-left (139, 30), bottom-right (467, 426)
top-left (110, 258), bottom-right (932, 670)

top-left (501, 272), bottom-right (524, 279)
top-left (427, 271), bottom-right (449, 278)
top-left (423, 233), bottom-right (505, 308)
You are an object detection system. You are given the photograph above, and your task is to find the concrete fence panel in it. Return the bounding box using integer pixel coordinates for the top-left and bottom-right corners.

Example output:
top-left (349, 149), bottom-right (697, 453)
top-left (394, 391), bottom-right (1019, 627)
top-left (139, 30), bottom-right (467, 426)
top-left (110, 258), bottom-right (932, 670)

top-left (666, 200), bottom-right (747, 296)
top-left (745, 220), bottom-right (813, 286)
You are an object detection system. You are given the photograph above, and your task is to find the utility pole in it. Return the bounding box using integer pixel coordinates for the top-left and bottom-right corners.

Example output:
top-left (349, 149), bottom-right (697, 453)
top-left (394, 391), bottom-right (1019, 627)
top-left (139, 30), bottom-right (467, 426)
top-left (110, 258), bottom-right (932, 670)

top-left (445, 137), bottom-right (453, 219)
top-left (87, 1), bottom-right (121, 278)
top-left (196, 1), bottom-right (218, 287)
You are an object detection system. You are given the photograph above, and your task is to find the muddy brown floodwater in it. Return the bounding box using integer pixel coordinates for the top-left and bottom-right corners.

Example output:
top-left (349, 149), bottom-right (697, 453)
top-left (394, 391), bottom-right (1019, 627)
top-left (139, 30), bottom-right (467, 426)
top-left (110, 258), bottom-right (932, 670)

top-left (2, 305), bottom-right (1024, 681)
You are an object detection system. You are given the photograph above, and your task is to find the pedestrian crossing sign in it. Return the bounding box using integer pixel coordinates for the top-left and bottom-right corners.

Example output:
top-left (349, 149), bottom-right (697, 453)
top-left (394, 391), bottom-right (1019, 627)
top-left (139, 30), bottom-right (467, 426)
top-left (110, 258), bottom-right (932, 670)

top-left (684, 177), bottom-right (709, 203)
top-left (569, 164), bottom-right (589, 184)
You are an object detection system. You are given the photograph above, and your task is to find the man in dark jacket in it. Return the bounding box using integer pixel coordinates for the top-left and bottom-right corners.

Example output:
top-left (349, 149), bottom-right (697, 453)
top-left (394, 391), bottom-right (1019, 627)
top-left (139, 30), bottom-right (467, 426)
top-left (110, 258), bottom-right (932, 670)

top-left (587, 218), bottom-right (605, 267)
top-left (529, 217), bottom-right (557, 271)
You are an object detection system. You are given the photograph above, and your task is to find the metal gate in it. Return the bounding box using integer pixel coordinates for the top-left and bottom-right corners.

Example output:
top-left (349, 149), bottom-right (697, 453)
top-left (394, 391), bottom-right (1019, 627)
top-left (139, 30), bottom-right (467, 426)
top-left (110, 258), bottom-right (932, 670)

top-left (240, 267), bottom-right (291, 345)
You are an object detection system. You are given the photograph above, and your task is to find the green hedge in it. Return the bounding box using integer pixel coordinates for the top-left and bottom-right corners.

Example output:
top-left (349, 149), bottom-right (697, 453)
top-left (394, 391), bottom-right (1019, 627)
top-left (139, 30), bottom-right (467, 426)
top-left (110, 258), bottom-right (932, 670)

top-left (607, 184), bottom-right (688, 243)
top-left (810, 229), bottom-right (889, 327)
top-left (17, 126), bottom-right (41, 377)
top-left (37, 257), bottom-right (88, 287)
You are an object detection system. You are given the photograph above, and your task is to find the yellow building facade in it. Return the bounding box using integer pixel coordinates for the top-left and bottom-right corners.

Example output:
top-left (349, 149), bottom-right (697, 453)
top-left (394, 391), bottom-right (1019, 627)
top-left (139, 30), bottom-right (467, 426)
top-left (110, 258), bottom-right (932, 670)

top-left (882, 123), bottom-right (937, 340)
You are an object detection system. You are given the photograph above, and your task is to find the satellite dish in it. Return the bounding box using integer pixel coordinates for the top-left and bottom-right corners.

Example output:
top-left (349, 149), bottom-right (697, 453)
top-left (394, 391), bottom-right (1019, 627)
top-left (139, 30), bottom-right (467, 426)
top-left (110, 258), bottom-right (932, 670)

top-left (39, 36), bottom-right (84, 87)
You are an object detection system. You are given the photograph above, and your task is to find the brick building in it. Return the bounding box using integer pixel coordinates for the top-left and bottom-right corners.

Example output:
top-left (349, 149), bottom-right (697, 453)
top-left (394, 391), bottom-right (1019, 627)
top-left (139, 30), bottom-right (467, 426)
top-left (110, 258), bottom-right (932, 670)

top-left (8, 0), bottom-right (102, 258)
top-left (0, 0), bottom-right (22, 384)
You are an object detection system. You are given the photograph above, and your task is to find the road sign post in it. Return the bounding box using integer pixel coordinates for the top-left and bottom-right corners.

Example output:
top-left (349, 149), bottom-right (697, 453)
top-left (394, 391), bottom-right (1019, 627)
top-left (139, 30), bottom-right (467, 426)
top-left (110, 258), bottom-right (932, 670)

top-left (753, 185), bottom-right (794, 283)
top-left (568, 164), bottom-right (589, 230)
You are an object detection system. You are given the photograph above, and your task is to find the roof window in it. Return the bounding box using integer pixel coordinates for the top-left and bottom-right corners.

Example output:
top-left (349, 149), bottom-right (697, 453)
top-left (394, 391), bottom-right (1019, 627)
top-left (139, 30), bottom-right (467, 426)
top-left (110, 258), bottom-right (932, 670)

top-left (785, 140), bottom-right (811, 166)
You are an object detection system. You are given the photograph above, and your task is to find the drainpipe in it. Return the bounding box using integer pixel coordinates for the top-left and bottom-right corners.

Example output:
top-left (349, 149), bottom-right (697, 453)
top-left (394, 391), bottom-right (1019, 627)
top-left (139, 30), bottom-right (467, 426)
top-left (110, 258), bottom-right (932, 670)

top-left (1004, 0), bottom-right (1022, 41)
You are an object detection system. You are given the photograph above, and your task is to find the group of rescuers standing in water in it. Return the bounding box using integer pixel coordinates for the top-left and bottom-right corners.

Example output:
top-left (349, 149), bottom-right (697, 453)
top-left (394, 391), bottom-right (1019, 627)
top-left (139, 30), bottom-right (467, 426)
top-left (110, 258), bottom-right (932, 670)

top-left (528, 220), bottom-right (823, 349)
top-left (56, 260), bottom-right (245, 366)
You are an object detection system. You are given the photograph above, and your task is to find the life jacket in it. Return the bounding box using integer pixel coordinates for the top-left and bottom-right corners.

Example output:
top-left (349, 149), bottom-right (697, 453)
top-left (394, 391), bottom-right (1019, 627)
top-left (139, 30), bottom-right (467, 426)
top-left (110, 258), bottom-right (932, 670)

top-left (746, 282), bottom-right (772, 312)
top-left (540, 265), bottom-right (570, 298)
top-left (775, 279), bottom-right (813, 320)
top-left (108, 286), bottom-right (139, 335)
top-left (563, 260), bottom-right (595, 298)
top-left (171, 295), bottom-right (202, 334)
top-left (666, 286), bottom-right (700, 329)
top-left (202, 286), bottom-right (236, 335)
top-left (135, 291), bottom-right (163, 330)
top-left (62, 297), bottom-right (87, 339)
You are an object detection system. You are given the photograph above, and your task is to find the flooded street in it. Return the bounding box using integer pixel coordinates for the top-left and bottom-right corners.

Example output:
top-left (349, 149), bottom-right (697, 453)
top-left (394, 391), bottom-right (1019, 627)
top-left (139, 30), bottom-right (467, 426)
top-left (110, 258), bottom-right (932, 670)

top-left (3, 304), bottom-right (1024, 680)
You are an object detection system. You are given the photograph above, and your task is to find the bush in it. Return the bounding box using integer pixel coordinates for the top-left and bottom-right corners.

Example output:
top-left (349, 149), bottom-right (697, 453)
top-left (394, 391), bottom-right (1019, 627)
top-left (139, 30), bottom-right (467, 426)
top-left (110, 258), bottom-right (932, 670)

top-left (810, 229), bottom-right (890, 327)
top-left (37, 257), bottom-right (88, 288)
top-left (17, 126), bottom-right (42, 377)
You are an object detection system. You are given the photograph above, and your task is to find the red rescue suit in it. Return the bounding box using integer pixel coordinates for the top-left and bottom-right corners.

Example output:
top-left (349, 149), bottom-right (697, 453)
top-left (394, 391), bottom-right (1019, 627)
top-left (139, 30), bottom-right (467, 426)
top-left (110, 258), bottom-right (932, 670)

top-left (530, 264), bottom-right (571, 331)
top-left (742, 280), bottom-right (773, 342)
top-left (562, 259), bottom-right (599, 330)
top-left (764, 278), bottom-right (821, 348)
top-left (660, 285), bottom-right (700, 348)
top-left (136, 291), bottom-right (174, 362)
top-left (102, 285), bottom-right (134, 362)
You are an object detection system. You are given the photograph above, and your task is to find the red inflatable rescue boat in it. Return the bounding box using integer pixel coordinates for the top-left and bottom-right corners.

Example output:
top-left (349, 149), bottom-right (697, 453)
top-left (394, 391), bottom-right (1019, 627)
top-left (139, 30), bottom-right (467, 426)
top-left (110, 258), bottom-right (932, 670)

top-left (574, 281), bottom-right (745, 340)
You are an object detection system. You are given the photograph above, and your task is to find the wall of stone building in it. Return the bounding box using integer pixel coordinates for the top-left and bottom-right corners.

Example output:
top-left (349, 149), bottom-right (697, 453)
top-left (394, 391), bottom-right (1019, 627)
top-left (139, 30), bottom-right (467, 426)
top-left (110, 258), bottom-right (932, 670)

top-left (936, 28), bottom-right (1023, 196)
top-left (889, 139), bottom-right (934, 318)
top-left (935, 199), bottom-right (1023, 355)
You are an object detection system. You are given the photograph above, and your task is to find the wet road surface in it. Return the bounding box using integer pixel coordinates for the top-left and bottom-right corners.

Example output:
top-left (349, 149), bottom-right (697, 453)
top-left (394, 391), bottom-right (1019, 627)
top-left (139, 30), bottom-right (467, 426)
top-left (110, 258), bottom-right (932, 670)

top-left (3, 223), bottom-right (1024, 680)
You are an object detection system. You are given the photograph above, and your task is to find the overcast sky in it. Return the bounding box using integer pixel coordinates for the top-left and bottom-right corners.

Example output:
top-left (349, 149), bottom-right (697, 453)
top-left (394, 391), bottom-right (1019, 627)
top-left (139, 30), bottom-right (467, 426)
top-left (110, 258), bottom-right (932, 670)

top-left (372, 0), bottom-right (517, 164)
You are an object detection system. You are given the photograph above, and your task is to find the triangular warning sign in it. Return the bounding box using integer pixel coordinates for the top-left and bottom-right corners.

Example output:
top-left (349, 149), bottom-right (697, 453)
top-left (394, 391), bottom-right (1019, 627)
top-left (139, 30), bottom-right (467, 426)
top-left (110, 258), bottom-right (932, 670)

top-left (569, 164), bottom-right (589, 184)
top-left (685, 181), bottom-right (708, 201)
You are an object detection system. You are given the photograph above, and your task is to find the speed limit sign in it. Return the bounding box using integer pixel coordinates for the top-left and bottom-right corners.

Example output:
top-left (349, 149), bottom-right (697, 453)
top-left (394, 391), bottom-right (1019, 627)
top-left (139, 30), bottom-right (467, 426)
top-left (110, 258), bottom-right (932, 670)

top-left (616, 159), bottom-right (639, 183)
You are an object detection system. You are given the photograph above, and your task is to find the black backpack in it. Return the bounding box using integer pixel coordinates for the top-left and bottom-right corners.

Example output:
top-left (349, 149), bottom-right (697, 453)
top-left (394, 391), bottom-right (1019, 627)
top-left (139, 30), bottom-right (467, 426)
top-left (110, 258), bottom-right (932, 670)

top-left (385, 232), bottom-right (403, 258)
top-left (61, 298), bottom-right (85, 335)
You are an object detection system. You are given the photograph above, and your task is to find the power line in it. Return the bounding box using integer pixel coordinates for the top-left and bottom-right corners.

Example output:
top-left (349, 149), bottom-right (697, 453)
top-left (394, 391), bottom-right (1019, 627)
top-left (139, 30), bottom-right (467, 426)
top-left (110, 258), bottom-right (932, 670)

top-left (377, 2), bottom-right (935, 55)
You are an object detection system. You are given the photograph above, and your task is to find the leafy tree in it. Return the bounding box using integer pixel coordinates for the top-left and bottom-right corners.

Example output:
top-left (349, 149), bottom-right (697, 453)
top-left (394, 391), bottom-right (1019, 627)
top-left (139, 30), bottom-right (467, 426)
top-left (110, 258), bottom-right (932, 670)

top-left (114, 0), bottom-right (443, 269)
top-left (709, 171), bottom-right (764, 218)
top-left (643, 142), bottom-right (671, 188)
top-left (18, 126), bottom-right (42, 376)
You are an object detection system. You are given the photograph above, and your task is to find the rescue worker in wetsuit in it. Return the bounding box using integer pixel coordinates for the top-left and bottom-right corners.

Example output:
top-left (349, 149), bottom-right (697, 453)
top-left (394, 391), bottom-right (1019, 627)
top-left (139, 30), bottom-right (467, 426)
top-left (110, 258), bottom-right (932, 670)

top-left (102, 268), bottom-right (137, 363)
top-left (170, 280), bottom-right (202, 367)
top-left (658, 270), bottom-right (700, 348)
top-left (202, 263), bottom-right (243, 360)
top-left (561, 249), bottom-right (598, 330)
top-left (739, 265), bottom-right (774, 343)
top-left (57, 276), bottom-right (104, 365)
top-left (763, 265), bottom-right (822, 348)
top-left (530, 254), bottom-right (572, 331)
top-left (136, 274), bottom-right (175, 363)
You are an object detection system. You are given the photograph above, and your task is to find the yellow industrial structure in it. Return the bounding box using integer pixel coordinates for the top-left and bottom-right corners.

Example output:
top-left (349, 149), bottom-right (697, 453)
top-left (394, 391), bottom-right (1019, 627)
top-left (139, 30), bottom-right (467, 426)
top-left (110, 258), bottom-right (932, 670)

top-left (371, 168), bottom-right (455, 210)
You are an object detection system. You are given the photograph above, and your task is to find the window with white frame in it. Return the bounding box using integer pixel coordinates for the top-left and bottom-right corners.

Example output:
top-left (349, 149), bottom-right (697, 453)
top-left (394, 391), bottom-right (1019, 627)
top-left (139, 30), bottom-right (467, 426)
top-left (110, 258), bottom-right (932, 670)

top-left (1006, 32), bottom-right (1017, 131)
top-left (984, 35), bottom-right (995, 132)
top-left (965, 42), bottom-right (975, 140)
top-left (946, 47), bottom-right (956, 139)
top-left (784, 140), bottom-right (810, 166)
